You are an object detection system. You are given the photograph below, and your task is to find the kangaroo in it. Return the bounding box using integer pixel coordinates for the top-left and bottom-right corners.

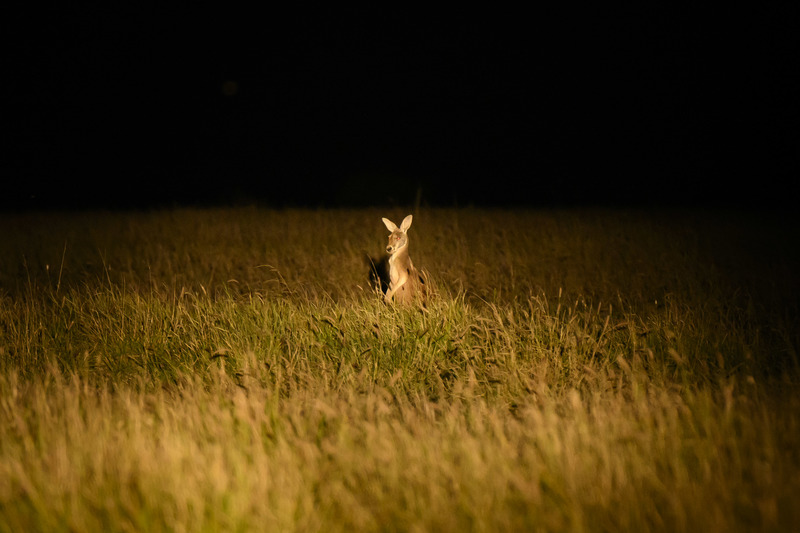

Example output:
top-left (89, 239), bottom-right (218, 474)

top-left (381, 214), bottom-right (426, 304)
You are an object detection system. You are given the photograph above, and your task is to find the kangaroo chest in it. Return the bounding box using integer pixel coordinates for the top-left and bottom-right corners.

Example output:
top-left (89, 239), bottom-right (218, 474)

top-left (388, 252), bottom-right (411, 286)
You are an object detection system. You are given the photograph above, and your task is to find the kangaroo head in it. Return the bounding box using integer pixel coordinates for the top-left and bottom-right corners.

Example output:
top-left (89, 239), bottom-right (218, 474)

top-left (382, 215), bottom-right (413, 255)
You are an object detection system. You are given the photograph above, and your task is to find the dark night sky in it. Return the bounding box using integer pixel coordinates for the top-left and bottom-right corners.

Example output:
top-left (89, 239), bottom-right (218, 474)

top-left (5, 6), bottom-right (797, 209)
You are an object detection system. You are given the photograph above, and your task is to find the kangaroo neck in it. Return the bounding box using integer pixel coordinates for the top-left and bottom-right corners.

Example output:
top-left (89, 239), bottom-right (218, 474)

top-left (389, 245), bottom-right (409, 265)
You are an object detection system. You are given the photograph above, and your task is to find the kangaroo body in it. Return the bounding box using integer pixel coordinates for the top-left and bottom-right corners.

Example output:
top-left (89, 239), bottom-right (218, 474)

top-left (382, 215), bottom-right (425, 304)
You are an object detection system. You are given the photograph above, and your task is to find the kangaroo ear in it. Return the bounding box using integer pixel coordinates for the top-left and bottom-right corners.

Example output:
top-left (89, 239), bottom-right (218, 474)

top-left (382, 218), bottom-right (398, 232)
top-left (400, 214), bottom-right (413, 232)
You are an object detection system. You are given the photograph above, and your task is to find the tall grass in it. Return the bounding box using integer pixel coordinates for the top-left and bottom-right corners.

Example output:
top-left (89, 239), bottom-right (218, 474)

top-left (0, 207), bottom-right (798, 531)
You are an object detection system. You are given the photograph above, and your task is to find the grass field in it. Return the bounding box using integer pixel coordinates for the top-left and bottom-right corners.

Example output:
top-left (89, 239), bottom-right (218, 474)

top-left (1, 207), bottom-right (798, 532)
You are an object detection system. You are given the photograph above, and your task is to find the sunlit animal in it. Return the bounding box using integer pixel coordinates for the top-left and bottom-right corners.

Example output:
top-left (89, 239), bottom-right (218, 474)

top-left (380, 214), bottom-right (426, 305)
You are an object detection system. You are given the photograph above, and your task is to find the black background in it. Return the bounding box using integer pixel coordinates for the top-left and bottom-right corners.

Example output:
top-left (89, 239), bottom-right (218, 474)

top-left (5, 6), bottom-right (797, 209)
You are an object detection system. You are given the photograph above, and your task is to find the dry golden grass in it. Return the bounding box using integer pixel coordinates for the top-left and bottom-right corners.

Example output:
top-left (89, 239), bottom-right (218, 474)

top-left (0, 207), bottom-right (798, 531)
